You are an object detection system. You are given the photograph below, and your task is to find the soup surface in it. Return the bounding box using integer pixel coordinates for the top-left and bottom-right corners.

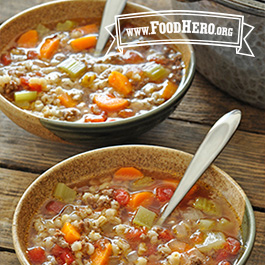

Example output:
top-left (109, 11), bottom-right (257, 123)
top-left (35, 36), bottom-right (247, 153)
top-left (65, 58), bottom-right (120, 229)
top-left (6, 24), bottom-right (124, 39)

top-left (27, 167), bottom-right (242, 265)
top-left (0, 19), bottom-right (184, 122)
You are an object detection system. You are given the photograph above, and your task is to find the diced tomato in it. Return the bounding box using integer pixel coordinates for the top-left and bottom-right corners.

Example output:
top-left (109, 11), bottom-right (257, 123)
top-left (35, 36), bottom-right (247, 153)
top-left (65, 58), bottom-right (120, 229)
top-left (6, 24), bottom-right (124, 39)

top-left (114, 188), bottom-right (130, 206)
top-left (126, 227), bottom-right (145, 242)
top-left (218, 261), bottom-right (231, 265)
top-left (224, 237), bottom-right (241, 255)
top-left (1, 53), bottom-right (12, 66)
top-left (145, 243), bottom-right (158, 256)
top-left (20, 76), bottom-right (30, 88)
top-left (123, 50), bottom-right (144, 64)
top-left (51, 245), bottom-right (75, 265)
top-left (158, 228), bottom-right (174, 242)
top-left (29, 83), bottom-right (43, 92)
top-left (27, 50), bottom-right (39, 59)
top-left (216, 249), bottom-right (230, 262)
top-left (27, 247), bottom-right (46, 264)
top-left (156, 186), bottom-right (174, 202)
top-left (84, 113), bottom-right (107, 123)
top-left (45, 200), bottom-right (65, 214)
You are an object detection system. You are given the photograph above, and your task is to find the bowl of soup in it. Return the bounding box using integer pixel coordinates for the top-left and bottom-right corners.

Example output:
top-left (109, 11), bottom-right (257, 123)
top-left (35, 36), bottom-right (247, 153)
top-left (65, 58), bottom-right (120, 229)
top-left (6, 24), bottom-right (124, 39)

top-left (0, 0), bottom-right (195, 145)
top-left (13, 145), bottom-right (255, 265)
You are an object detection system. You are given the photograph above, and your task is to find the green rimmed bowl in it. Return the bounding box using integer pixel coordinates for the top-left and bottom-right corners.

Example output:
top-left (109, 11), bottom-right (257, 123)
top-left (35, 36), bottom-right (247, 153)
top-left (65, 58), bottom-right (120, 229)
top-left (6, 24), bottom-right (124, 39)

top-left (0, 0), bottom-right (195, 145)
top-left (13, 145), bottom-right (255, 264)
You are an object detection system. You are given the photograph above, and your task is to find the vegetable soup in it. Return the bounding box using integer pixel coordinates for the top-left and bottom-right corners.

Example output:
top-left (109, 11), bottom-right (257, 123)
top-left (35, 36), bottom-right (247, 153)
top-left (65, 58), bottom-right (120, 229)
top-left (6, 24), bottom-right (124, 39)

top-left (0, 19), bottom-right (184, 122)
top-left (27, 167), bottom-right (242, 265)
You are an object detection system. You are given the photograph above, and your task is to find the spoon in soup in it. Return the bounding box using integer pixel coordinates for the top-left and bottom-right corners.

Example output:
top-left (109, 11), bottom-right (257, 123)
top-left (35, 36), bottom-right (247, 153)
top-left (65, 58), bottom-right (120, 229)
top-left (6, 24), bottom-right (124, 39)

top-left (95, 0), bottom-right (127, 56)
top-left (157, 109), bottom-right (242, 226)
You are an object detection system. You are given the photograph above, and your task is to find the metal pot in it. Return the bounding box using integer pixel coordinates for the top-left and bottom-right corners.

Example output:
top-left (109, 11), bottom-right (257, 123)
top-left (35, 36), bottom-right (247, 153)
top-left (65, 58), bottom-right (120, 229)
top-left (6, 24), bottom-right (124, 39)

top-left (172, 0), bottom-right (265, 109)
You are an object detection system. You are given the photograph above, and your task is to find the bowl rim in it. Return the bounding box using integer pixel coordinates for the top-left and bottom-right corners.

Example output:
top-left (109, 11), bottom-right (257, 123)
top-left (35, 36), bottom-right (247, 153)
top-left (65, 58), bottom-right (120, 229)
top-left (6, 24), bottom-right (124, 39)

top-left (12, 144), bottom-right (255, 265)
top-left (0, 0), bottom-right (196, 129)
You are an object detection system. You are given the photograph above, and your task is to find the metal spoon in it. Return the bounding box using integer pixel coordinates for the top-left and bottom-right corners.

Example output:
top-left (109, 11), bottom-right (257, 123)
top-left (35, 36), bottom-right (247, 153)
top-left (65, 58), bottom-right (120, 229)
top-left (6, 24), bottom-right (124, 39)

top-left (95, 0), bottom-right (127, 56)
top-left (157, 109), bottom-right (242, 226)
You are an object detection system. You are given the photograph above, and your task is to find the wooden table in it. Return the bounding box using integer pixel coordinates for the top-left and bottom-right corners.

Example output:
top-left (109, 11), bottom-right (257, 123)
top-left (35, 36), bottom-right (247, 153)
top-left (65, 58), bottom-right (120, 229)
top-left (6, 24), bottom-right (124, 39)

top-left (0, 0), bottom-right (264, 264)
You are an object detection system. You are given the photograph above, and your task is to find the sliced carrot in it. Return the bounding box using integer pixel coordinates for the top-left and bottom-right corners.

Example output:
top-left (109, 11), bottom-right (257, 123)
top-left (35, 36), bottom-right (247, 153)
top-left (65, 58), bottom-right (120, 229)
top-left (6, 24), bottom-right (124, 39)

top-left (114, 167), bottom-right (144, 181)
top-left (39, 37), bottom-right (60, 59)
top-left (161, 80), bottom-right (178, 100)
top-left (72, 24), bottom-right (98, 35)
top-left (94, 94), bottom-right (129, 112)
top-left (17, 30), bottom-right (38, 48)
top-left (108, 71), bottom-right (132, 96)
top-left (128, 191), bottom-right (154, 210)
top-left (58, 92), bottom-right (77, 108)
top-left (70, 35), bottom-right (97, 51)
top-left (61, 222), bottom-right (81, 244)
top-left (90, 242), bottom-right (112, 265)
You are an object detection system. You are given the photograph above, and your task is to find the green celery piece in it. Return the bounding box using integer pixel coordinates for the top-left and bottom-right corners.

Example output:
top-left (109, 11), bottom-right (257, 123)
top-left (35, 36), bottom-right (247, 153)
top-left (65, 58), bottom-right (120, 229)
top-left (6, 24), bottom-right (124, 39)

top-left (132, 177), bottom-right (154, 189)
top-left (14, 91), bottom-right (37, 102)
top-left (58, 58), bottom-right (86, 78)
top-left (196, 232), bottom-right (226, 253)
top-left (133, 206), bottom-right (156, 229)
top-left (144, 63), bottom-right (169, 81)
top-left (56, 20), bottom-right (77, 31)
top-left (36, 24), bottom-right (50, 36)
top-left (53, 183), bottom-right (76, 203)
top-left (193, 197), bottom-right (221, 217)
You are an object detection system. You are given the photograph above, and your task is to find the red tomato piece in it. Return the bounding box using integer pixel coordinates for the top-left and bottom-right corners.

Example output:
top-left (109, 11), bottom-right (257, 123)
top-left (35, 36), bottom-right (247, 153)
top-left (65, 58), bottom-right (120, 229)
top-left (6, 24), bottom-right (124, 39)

top-left (158, 228), bottom-right (174, 242)
top-left (27, 50), bottom-right (39, 59)
top-left (156, 186), bottom-right (174, 202)
top-left (114, 189), bottom-right (130, 206)
top-left (225, 237), bottom-right (241, 255)
top-left (27, 247), bottom-right (46, 264)
top-left (216, 249), bottom-right (230, 262)
top-left (123, 50), bottom-right (144, 64)
top-left (51, 245), bottom-right (75, 265)
top-left (29, 83), bottom-right (43, 92)
top-left (45, 200), bottom-right (65, 214)
top-left (1, 53), bottom-right (12, 66)
top-left (126, 227), bottom-right (144, 241)
top-left (20, 76), bottom-right (30, 88)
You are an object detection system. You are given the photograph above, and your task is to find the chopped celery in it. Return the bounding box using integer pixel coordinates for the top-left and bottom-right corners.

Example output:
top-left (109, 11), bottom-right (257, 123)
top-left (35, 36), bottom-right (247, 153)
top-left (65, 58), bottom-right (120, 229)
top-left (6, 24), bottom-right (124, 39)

top-left (193, 197), bottom-right (221, 217)
top-left (14, 91), bottom-right (37, 102)
top-left (133, 206), bottom-right (156, 229)
top-left (53, 183), bottom-right (76, 203)
top-left (198, 219), bottom-right (215, 231)
top-left (132, 176), bottom-right (154, 189)
top-left (56, 20), bottom-right (77, 31)
top-left (144, 63), bottom-right (169, 81)
top-left (81, 72), bottom-right (96, 87)
top-left (196, 232), bottom-right (226, 253)
top-left (58, 57), bottom-right (86, 78)
top-left (36, 24), bottom-right (50, 36)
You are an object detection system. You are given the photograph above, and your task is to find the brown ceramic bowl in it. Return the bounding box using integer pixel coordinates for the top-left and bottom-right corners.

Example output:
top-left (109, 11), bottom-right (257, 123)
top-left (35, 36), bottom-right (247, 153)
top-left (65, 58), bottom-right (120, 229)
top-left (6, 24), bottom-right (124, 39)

top-left (0, 0), bottom-right (195, 145)
top-left (13, 145), bottom-right (255, 265)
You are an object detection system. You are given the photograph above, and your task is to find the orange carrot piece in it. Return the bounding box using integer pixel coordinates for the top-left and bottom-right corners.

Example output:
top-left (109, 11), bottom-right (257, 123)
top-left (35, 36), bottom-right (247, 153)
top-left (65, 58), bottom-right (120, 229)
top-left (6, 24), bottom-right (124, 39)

top-left (61, 222), bottom-right (81, 244)
top-left (128, 191), bottom-right (154, 210)
top-left (108, 71), bottom-right (132, 96)
top-left (161, 80), bottom-right (178, 100)
top-left (94, 94), bottom-right (129, 112)
top-left (58, 92), bottom-right (77, 108)
top-left (70, 35), bottom-right (97, 51)
top-left (17, 30), bottom-right (38, 48)
top-left (114, 167), bottom-right (144, 181)
top-left (39, 38), bottom-right (60, 59)
top-left (72, 24), bottom-right (98, 35)
top-left (90, 242), bottom-right (112, 265)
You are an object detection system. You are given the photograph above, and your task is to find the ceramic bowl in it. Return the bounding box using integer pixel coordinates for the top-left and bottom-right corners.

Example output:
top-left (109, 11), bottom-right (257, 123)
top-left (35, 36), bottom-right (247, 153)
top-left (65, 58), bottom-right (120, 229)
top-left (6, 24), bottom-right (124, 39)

top-left (172, 0), bottom-right (265, 109)
top-left (13, 145), bottom-right (255, 265)
top-left (0, 0), bottom-right (195, 145)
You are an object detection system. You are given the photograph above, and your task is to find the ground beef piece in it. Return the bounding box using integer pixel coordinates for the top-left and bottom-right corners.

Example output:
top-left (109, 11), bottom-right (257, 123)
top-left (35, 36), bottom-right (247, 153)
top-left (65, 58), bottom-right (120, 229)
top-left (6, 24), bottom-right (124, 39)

top-left (3, 81), bottom-right (19, 95)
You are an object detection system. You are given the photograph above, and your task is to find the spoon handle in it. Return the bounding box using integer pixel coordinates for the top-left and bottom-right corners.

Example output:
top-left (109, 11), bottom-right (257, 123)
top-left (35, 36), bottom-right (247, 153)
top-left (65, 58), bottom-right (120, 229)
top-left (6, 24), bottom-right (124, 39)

top-left (157, 109), bottom-right (242, 225)
top-left (95, 0), bottom-right (127, 55)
